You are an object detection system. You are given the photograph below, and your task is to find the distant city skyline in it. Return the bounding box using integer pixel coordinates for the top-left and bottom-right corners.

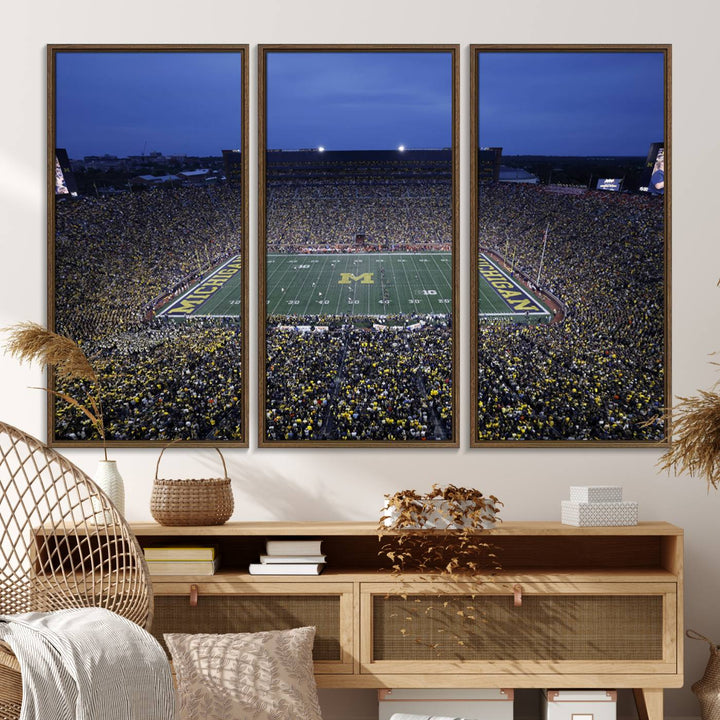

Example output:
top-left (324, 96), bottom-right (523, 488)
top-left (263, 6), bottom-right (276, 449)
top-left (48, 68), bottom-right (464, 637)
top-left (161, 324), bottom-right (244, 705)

top-left (266, 51), bottom-right (453, 151)
top-left (55, 51), bottom-right (243, 158)
top-left (478, 51), bottom-right (665, 156)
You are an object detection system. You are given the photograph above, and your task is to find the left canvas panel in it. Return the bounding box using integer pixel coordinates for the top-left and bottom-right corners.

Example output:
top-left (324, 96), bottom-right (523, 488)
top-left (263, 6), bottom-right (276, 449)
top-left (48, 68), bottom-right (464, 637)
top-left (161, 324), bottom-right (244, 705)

top-left (48, 46), bottom-right (249, 446)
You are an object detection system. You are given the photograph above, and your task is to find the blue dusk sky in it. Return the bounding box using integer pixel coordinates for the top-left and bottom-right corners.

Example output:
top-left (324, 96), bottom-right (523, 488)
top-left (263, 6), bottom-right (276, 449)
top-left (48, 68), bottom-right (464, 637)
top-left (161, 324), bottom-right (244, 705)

top-left (478, 52), bottom-right (665, 156)
top-left (266, 52), bottom-right (453, 151)
top-left (55, 52), bottom-right (243, 158)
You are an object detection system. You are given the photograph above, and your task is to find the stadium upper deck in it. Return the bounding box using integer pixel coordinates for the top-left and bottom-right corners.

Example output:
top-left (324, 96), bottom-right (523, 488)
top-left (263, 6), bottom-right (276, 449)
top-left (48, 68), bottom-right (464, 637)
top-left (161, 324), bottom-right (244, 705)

top-left (265, 149), bottom-right (453, 252)
top-left (266, 149), bottom-right (452, 181)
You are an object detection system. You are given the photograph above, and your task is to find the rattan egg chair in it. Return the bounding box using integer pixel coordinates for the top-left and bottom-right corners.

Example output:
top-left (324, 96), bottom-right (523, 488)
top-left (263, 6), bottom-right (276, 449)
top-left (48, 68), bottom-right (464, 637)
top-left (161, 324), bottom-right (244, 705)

top-left (0, 421), bottom-right (153, 719)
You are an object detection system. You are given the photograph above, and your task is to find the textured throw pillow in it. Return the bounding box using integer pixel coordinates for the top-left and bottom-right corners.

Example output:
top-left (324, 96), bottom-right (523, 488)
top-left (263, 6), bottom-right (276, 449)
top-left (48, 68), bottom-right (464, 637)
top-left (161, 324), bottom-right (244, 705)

top-left (164, 626), bottom-right (322, 720)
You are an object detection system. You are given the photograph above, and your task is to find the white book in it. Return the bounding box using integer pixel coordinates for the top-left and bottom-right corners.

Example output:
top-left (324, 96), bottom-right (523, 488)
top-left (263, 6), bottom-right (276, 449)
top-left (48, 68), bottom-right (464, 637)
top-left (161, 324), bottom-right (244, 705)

top-left (265, 539), bottom-right (322, 556)
top-left (259, 554), bottom-right (326, 564)
top-left (248, 563), bottom-right (324, 576)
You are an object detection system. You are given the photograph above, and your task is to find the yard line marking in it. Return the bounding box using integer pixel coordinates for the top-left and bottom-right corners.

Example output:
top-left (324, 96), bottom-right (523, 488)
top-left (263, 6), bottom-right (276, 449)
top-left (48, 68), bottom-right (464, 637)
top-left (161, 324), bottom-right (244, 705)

top-left (387, 255), bottom-right (401, 314)
top-left (399, 255), bottom-right (418, 314)
top-left (268, 256), bottom-right (297, 315)
top-left (288, 255), bottom-right (315, 315)
top-left (319, 255), bottom-right (336, 314)
top-left (430, 253), bottom-right (452, 292)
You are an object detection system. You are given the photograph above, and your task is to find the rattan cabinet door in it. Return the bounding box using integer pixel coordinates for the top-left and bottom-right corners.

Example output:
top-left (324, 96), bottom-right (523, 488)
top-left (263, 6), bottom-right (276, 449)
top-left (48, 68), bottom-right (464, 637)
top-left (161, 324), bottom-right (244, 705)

top-left (360, 581), bottom-right (677, 678)
top-left (151, 581), bottom-right (354, 674)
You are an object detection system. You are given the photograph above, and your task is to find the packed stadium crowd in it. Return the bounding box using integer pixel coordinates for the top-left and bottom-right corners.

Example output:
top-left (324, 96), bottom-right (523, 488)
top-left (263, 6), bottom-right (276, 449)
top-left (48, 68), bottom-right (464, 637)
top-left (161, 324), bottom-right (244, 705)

top-left (57, 318), bottom-right (243, 441)
top-left (266, 176), bottom-right (451, 253)
top-left (265, 317), bottom-right (452, 441)
top-left (51, 156), bottom-right (663, 444)
top-left (55, 185), bottom-right (242, 340)
top-left (476, 183), bottom-right (665, 441)
top-left (54, 185), bottom-right (244, 441)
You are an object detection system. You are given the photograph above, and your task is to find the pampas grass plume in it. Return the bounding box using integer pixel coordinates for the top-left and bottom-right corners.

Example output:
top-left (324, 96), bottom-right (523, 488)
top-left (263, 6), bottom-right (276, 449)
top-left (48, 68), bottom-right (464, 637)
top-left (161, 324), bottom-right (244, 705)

top-left (3, 321), bottom-right (97, 382)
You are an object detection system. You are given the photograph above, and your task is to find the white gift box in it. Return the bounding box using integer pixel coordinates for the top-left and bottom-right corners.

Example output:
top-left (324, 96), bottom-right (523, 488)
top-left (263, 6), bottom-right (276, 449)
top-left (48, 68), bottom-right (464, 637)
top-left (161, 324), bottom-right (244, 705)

top-left (561, 500), bottom-right (638, 527)
top-left (569, 486), bottom-right (623, 503)
top-left (379, 688), bottom-right (513, 720)
top-left (542, 690), bottom-right (616, 720)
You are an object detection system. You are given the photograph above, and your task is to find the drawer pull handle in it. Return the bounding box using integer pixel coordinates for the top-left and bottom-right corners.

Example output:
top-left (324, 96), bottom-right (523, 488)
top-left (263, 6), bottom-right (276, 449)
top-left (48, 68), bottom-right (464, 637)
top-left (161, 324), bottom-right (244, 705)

top-left (513, 584), bottom-right (522, 607)
top-left (190, 584), bottom-right (198, 607)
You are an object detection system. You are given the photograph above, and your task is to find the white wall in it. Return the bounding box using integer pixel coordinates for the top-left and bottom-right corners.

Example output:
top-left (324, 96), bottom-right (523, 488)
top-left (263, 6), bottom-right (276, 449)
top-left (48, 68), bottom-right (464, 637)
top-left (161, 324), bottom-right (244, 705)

top-left (2, 1), bottom-right (720, 718)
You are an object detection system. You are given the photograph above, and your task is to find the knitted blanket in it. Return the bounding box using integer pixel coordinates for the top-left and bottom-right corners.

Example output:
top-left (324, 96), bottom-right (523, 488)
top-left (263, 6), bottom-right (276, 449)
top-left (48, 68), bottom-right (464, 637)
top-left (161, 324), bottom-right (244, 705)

top-left (0, 608), bottom-right (176, 720)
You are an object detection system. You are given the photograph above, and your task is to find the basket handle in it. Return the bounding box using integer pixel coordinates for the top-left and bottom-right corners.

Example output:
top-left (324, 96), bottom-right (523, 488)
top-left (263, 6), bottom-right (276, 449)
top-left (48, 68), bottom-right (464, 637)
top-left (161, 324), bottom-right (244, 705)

top-left (155, 440), bottom-right (228, 480)
top-left (687, 629), bottom-right (717, 648)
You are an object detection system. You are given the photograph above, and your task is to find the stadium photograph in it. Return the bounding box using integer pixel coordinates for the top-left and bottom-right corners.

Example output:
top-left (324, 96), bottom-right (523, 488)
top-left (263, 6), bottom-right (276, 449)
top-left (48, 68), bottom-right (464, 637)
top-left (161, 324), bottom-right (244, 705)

top-left (260, 46), bottom-right (458, 445)
top-left (471, 47), bottom-right (669, 445)
top-left (50, 47), bottom-right (248, 445)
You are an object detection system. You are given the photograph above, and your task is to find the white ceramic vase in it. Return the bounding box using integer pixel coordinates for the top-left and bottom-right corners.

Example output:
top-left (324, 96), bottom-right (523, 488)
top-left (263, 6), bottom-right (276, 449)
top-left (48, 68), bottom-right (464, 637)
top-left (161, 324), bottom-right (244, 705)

top-left (93, 459), bottom-right (125, 516)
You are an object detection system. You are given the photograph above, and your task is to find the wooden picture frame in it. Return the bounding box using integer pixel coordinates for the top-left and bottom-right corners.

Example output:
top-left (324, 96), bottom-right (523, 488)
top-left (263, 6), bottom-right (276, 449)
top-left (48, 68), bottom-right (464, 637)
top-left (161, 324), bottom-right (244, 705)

top-left (258, 45), bottom-right (459, 447)
top-left (48, 45), bottom-right (249, 447)
top-left (470, 45), bottom-right (671, 446)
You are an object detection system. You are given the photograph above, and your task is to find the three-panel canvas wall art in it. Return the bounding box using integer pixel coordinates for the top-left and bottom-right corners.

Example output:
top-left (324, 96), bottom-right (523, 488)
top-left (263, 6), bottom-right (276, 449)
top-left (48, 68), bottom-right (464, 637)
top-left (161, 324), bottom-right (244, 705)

top-left (47, 44), bottom-right (669, 448)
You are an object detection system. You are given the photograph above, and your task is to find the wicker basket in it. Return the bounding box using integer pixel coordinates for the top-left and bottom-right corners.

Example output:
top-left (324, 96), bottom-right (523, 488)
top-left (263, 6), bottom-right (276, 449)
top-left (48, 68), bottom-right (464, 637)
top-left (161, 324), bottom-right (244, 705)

top-left (150, 444), bottom-right (233, 526)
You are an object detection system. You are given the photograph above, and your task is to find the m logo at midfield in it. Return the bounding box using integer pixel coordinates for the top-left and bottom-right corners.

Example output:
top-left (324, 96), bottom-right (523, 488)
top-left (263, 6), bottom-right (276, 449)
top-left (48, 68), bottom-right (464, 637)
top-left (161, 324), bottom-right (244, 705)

top-left (338, 272), bottom-right (374, 285)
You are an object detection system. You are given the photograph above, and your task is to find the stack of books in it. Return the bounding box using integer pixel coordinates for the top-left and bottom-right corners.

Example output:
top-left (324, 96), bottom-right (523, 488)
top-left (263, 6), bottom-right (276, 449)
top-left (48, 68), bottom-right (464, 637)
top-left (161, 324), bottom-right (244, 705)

top-left (143, 545), bottom-right (220, 575)
top-left (248, 539), bottom-right (325, 575)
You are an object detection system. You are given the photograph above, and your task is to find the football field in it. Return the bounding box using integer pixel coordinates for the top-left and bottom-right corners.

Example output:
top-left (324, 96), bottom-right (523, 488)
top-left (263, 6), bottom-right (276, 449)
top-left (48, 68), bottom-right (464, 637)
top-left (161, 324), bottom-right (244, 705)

top-left (478, 253), bottom-right (552, 324)
top-left (266, 252), bottom-right (452, 316)
top-left (155, 251), bottom-right (551, 323)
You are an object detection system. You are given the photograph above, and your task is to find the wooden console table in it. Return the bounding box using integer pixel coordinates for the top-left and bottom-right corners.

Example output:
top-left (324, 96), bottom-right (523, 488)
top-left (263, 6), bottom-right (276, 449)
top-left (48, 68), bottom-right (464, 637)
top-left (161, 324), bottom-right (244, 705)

top-left (131, 520), bottom-right (683, 720)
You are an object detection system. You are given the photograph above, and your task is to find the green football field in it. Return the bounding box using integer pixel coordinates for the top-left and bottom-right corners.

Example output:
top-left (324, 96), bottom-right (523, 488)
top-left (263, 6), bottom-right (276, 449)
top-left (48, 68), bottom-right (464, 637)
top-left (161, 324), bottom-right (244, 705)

top-left (157, 250), bottom-right (550, 322)
top-left (266, 252), bottom-right (452, 316)
top-left (478, 253), bottom-right (552, 324)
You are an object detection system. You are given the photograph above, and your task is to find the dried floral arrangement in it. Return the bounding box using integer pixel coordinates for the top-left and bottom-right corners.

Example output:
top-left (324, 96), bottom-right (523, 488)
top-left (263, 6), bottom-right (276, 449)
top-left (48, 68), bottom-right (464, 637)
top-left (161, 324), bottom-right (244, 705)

top-left (378, 484), bottom-right (503, 575)
top-left (659, 388), bottom-right (720, 490)
top-left (2, 322), bottom-right (108, 458)
top-left (377, 485), bottom-right (503, 656)
top-left (657, 277), bottom-right (720, 490)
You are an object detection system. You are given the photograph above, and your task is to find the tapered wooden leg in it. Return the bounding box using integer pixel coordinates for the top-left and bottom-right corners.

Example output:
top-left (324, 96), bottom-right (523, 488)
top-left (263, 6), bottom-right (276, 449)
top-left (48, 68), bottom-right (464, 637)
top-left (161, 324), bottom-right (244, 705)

top-left (634, 688), bottom-right (663, 720)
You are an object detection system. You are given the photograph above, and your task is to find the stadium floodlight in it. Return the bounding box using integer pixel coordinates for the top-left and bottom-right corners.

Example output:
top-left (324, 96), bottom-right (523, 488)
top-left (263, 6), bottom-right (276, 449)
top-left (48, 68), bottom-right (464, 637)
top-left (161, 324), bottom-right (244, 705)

top-left (397, 145), bottom-right (406, 152)
top-left (318, 146), bottom-right (325, 153)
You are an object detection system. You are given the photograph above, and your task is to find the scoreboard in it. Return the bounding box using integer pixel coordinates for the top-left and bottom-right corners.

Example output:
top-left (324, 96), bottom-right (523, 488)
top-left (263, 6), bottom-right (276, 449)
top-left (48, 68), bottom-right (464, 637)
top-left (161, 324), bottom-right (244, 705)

top-left (596, 178), bottom-right (622, 192)
top-left (640, 142), bottom-right (664, 195)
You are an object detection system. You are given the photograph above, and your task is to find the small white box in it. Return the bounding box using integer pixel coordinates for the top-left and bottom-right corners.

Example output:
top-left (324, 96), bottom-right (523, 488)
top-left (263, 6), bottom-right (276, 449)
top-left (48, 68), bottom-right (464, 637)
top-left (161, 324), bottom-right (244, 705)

top-left (378, 688), bottom-right (513, 720)
top-left (569, 486), bottom-right (623, 503)
top-left (543, 689), bottom-right (617, 720)
top-left (561, 501), bottom-right (638, 527)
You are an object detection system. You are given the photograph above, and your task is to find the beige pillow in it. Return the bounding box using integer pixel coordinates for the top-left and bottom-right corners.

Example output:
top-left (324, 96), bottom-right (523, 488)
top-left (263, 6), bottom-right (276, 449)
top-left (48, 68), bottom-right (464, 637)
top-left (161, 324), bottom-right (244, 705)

top-left (164, 626), bottom-right (322, 720)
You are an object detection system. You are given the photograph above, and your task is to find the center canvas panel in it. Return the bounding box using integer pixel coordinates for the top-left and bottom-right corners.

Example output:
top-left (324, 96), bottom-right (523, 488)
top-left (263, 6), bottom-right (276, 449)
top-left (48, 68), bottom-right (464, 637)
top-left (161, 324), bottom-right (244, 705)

top-left (260, 47), bottom-right (458, 446)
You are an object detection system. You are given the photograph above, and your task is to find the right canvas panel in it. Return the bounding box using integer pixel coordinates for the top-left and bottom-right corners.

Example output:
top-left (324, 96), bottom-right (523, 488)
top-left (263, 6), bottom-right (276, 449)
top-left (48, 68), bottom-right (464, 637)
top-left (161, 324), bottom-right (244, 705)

top-left (470, 46), bottom-right (670, 446)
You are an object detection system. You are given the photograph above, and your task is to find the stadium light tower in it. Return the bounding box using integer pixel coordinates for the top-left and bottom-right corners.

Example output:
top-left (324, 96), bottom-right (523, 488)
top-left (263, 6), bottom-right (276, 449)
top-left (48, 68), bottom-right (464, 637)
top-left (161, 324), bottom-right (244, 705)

top-left (397, 145), bottom-right (406, 152)
top-left (318, 146), bottom-right (325, 153)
